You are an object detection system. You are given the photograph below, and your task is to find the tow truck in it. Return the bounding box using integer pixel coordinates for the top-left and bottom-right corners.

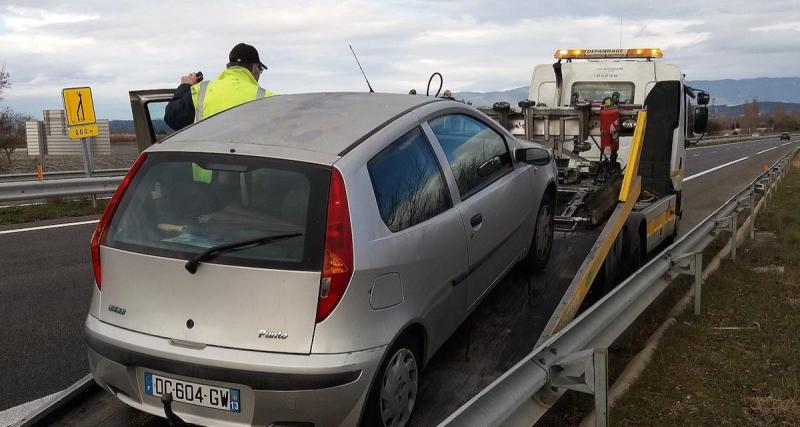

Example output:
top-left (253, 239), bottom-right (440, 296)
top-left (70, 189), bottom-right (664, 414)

top-left (480, 47), bottom-right (709, 341)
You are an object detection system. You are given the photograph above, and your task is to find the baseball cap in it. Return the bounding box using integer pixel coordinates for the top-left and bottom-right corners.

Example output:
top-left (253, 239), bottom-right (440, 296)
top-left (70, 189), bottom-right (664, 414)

top-left (229, 43), bottom-right (268, 70)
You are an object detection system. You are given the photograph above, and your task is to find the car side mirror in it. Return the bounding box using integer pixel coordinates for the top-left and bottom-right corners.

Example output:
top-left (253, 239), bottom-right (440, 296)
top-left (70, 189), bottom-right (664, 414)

top-left (515, 147), bottom-right (551, 166)
top-left (693, 106), bottom-right (709, 134)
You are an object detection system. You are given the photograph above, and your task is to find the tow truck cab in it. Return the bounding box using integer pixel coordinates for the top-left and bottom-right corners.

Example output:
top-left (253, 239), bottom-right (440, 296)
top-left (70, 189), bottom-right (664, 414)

top-left (484, 48), bottom-right (709, 282)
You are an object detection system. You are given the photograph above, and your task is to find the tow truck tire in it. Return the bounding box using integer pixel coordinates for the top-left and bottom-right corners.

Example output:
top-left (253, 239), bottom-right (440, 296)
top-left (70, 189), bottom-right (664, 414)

top-left (620, 221), bottom-right (644, 280)
top-left (671, 213), bottom-right (680, 241)
top-left (523, 193), bottom-right (554, 272)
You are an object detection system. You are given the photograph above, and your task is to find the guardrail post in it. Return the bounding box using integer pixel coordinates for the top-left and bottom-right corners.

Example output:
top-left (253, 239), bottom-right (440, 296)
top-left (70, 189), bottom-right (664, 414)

top-left (766, 174), bottom-right (773, 206)
top-left (594, 348), bottom-right (609, 427)
top-left (730, 212), bottom-right (738, 261)
top-left (749, 184), bottom-right (756, 240)
top-left (670, 251), bottom-right (705, 316)
top-left (549, 348), bottom-right (610, 426)
top-left (693, 252), bottom-right (703, 316)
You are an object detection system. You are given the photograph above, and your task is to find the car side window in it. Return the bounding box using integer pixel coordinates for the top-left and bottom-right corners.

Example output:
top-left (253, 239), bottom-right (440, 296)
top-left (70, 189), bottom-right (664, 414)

top-left (428, 114), bottom-right (512, 198)
top-left (368, 127), bottom-right (452, 232)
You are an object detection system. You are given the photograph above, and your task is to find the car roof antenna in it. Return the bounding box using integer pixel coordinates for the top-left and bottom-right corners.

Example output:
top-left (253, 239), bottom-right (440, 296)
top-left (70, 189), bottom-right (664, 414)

top-left (349, 44), bottom-right (374, 93)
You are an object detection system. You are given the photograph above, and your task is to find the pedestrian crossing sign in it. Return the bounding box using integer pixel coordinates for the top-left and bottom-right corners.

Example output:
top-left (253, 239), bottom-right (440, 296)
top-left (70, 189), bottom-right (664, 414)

top-left (62, 87), bottom-right (96, 126)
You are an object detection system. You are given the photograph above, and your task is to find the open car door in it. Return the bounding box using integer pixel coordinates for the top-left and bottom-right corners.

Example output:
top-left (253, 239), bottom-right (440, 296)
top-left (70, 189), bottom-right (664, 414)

top-left (129, 89), bottom-right (176, 153)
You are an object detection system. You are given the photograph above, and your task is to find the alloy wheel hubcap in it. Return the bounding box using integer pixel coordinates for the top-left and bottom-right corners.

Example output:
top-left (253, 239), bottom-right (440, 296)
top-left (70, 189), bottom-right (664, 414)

top-left (380, 348), bottom-right (418, 427)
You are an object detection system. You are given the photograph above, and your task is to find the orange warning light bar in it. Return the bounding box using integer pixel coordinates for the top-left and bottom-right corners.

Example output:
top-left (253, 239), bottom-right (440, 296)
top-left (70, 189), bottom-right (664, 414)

top-left (554, 48), bottom-right (663, 59)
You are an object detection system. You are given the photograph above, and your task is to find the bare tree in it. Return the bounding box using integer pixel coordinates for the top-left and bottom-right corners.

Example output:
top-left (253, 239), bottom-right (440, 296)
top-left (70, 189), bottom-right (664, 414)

top-left (0, 67), bottom-right (32, 168)
top-left (772, 102), bottom-right (787, 131)
top-left (0, 66), bottom-right (9, 100)
top-left (740, 98), bottom-right (760, 134)
top-left (0, 110), bottom-right (28, 166)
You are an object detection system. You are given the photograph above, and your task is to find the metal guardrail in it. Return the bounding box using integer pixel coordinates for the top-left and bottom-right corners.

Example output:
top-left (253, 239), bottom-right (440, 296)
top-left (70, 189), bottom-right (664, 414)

top-left (441, 146), bottom-right (798, 426)
top-left (0, 168), bottom-right (127, 183)
top-left (696, 132), bottom-right (798, 147)
top-left (0, 176), bottom-right (122, 203)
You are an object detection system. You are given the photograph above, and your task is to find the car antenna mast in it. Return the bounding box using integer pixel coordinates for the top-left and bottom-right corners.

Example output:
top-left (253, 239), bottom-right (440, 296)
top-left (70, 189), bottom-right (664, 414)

top-left (349, 44), bottom-right (374, 93)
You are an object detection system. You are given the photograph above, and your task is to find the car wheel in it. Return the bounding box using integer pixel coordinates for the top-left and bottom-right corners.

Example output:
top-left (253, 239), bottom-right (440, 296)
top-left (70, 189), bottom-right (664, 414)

top-left (523, 193), bottom-right (554, 272)
top-left (364, 335), bottom-right (420, 427)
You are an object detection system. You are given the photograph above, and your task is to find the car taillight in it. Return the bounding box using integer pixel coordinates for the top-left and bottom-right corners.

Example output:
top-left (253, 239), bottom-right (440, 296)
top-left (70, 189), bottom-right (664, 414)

top-left (316, 168), bottom-right (353, 323)
top-left (90, 153), bottom-right (148, 290)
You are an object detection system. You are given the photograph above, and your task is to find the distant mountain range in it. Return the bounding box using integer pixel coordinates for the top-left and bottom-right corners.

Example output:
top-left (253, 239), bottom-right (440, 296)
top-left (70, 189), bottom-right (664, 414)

top-left (689, 78), bottom-right (800, 106)
top-left (110, 119), bottom-right (171, 134)
top-left (708, 102), bottom-right (800, 117)
top-left (454, 77), bottom-right (800, 116)
top-left (108, 78), bottom-right (800, 133)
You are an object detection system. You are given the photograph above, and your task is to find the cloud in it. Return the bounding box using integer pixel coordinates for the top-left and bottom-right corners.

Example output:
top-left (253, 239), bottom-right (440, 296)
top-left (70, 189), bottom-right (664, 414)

top-left (4, 6), bottom-right (99, 32)
top-left (0, 1), bottom-right (798, 119)
top-left (750, 22), bottom-right (800, 32)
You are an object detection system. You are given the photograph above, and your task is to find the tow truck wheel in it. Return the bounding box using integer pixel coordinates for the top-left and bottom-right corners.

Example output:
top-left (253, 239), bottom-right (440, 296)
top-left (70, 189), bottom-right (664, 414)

top-left (523, 193), bottom-right (554, 272)
top-left (620, 222), bottom-right (644, 280)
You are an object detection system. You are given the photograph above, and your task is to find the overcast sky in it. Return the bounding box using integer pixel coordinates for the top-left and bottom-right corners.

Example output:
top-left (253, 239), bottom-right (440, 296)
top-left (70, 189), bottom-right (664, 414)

top-left (2, 1), bottom-right (799, 119)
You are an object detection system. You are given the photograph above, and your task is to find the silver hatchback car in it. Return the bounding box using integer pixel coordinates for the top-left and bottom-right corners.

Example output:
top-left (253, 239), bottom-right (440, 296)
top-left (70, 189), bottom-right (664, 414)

top-left (86, 92), bottom-right (556, 426)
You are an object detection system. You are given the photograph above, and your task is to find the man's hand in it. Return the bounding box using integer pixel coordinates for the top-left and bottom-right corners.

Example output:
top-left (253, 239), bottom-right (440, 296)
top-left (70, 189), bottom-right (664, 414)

top-left (180, 73), bottom-right (199, 85)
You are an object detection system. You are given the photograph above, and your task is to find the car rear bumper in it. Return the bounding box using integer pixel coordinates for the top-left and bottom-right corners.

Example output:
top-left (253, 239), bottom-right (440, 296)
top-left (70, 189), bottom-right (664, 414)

top-left (85, 314), bottom-right (385, 427)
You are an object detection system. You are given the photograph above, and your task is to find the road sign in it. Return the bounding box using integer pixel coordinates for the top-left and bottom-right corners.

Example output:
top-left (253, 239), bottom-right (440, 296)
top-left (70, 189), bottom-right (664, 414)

top-left (68, 123), bottom-right (99, 139)
top-left (62, 87), bottom-right (96, 126)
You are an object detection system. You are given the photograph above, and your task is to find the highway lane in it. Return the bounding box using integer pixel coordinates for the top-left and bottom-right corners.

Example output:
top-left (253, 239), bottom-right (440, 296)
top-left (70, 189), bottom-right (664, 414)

top-left (0, 217), bottom-right (98, 411)
top-left (0, 137), bottom-right (796, 424)
top-left (681, 137), bottom-right (798, 233)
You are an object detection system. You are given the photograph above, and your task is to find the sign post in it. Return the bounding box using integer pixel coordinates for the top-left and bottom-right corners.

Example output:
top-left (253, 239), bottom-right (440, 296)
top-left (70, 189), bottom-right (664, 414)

top-left (62, 87), bottom-right (99, 207)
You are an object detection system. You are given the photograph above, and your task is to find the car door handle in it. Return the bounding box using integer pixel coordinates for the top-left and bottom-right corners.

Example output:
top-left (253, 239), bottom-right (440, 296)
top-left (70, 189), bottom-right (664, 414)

top-left (470, 213), bottom-right (483, 228)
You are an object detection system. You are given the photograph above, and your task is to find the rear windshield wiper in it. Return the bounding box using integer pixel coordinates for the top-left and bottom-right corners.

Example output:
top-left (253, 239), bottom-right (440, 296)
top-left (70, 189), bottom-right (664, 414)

top-left (185, 233), bottom-right (302, 274)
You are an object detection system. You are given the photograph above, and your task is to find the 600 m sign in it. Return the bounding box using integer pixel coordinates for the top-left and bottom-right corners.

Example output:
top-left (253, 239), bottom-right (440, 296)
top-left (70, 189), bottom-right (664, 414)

top-left (69, 124), bottom-right (99, 139)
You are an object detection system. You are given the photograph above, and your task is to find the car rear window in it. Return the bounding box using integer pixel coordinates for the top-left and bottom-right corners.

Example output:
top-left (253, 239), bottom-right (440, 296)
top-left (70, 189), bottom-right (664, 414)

top-left (106, 152), bottom-right (330, 271)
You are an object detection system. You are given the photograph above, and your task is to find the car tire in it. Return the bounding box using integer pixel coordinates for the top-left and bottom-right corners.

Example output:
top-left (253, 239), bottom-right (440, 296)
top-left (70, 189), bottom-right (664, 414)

top-left (522, 193), bottom-right (554, 272)
top-left (363, 334), bottom-right (420, 427)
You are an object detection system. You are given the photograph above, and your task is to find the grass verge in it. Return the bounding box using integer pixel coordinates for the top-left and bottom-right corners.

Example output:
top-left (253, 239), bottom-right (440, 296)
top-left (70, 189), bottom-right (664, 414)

top-left (0, 198), bottom-right (108, 225)
top-left (611, 156), bottom-right (800, 426)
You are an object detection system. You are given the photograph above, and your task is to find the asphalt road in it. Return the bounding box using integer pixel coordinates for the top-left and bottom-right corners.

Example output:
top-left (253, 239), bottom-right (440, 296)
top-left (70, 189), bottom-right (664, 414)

top-left (0, 137), bottom-right (796, 425)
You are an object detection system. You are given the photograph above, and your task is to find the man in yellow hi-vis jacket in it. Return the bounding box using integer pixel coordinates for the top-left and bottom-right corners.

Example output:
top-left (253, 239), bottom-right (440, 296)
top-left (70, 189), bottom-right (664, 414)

top-left (164, 43), bottom-right (274, 131)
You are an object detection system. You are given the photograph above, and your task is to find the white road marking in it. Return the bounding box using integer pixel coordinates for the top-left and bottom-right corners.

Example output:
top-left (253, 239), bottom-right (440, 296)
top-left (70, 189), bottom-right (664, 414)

top-left (687, 137), bottom-right (776, 151)
top-left (756, 146), bottom-right (779, 155)
top-left (780, 141), bottom-right (793, 147)
top-left (685, 157), bottom-right (749, 182)
top-left (0, 219), bottom-right (98, 235)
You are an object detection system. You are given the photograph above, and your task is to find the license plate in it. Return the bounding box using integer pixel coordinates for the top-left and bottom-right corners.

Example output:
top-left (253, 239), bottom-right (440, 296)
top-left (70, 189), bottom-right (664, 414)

top-left (144, 372), bottom-right (241, 413)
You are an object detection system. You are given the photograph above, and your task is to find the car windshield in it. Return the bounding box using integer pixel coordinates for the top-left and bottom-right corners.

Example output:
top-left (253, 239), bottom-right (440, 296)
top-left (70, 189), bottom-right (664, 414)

top-left (105, 152), bottom-right (330, 271)
top-left (571, 82), bottom-right (635, 104)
